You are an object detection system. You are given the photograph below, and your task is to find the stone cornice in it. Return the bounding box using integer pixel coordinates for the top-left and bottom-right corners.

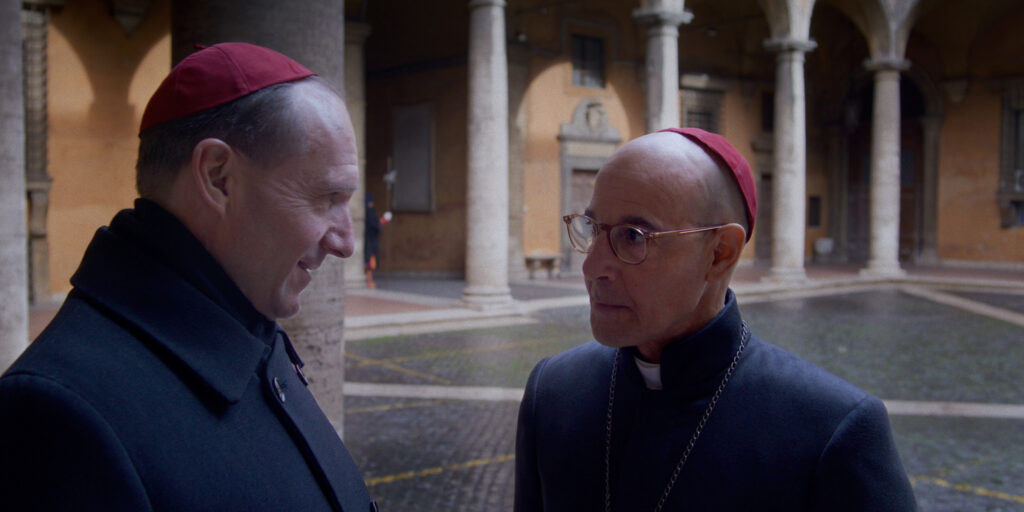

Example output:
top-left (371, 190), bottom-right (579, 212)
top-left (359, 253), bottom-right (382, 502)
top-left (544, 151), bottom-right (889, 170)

top-left (632, 7), bottom-right (693, 26)
top-left (469, 0), bottom-right (505, 9)
top-left (763, 37), bottom-right (817, 53)
top-left (864, 57), bottom-right (911, 72)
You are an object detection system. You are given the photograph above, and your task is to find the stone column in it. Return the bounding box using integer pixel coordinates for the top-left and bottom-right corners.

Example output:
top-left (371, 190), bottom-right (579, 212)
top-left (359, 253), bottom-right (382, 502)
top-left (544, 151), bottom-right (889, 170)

top-left (633, 0), bottom-right (691, 133)
top-left (507, 43), bottom-right (529, 281)
top-left (917, 114), bottom-right (941, 264)
top-left (861, 58), bottom-right (909, 278)
top-left (765, 38), bottom-right (816, 282)
top-left (22, 5), bottom-right (51, 305)
top-left (173, 0), bottom-right (350, 434)
top-left (344, 22), bottom-right (371, 289)
top-left (826, 124), bottom-right (850, 263)
top-left (463, 0), bottom-right (513, 308)
top-left (1, 0), bottom-right (27, 370)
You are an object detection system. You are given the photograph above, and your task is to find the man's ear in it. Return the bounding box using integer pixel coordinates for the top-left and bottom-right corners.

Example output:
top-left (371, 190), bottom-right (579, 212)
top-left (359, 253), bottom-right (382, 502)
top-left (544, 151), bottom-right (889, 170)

top-left (189, 138), bottom-right (234, 215)
top-left (707, 223), bottom-right (746, 280)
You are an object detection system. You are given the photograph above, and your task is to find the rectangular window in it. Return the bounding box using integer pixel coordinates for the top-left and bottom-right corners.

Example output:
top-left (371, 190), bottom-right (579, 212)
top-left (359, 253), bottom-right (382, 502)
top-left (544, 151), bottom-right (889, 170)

top-left (1014, 109), bottom-right (1024, 191)
top-left (900, 150), bottom-right (916, 187)
top-left (998, 84), bottom-right (1024, 226)
top-left (391, 103), bottom-right (433, 212)
top-left (571, 35), bottom-right (604, 88)
top-left (685, 109), bottom-right (717, 133)
top-left (681, 88), bottom-right (723, 134)
top-left (762, 91), bottom-right (774, 133)
top-left (808, 196), bottom-right (822, 228)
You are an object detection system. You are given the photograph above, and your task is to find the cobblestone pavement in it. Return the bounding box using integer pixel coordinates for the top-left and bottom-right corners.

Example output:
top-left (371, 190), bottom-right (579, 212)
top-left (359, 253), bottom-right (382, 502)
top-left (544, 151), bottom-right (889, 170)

top-left (344, 279), bottom-right (1024, 511)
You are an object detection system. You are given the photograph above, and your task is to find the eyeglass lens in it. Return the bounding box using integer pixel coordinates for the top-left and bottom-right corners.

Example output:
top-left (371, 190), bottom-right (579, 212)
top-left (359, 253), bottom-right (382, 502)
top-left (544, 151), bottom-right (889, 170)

top-left (567, 216), bottom-right (647, 264)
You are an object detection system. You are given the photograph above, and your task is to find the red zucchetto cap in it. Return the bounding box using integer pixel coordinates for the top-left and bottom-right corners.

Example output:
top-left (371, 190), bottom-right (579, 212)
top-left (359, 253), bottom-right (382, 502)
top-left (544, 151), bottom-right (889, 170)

top-left (658, 127), bottom-right (758, 241)
top-left (139, 42), bottom-right (316, 135)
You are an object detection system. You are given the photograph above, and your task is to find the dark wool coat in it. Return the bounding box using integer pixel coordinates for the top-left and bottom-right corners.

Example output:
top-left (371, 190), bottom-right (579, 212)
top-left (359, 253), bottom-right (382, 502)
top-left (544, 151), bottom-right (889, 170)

top-left (515, 291), bottom-right (917, 511)
top-left (0, 200), bottom-right (374, 512)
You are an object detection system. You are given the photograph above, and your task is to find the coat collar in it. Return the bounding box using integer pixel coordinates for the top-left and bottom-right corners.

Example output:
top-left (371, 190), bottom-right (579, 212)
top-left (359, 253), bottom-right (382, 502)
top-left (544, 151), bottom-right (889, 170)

top-left (70, 200), bottom-right (272, 404)
top-left (625, 290), bottom-right (745, 395)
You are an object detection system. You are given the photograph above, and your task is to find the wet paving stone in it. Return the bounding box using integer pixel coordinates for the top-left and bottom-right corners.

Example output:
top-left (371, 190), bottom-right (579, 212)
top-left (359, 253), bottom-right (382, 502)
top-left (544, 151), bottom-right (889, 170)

top-left (740, 289), bottom-right (1024, 404)
top-left (892, 415), bottom-right (1024, 511)
top-left (345, 319), bottom-right (589, 388)
top-left (344, 288), bottom-right (1024, 511)
top-left (948, 290), bottom-right (1024, 315)
top-left (345, 396), bottom-right (518, 511)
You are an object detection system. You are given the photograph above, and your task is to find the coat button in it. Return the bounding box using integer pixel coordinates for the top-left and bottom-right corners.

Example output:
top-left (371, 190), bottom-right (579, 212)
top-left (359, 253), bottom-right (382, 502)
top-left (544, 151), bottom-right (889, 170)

top-left (272, 377), bottom-right (286, 403)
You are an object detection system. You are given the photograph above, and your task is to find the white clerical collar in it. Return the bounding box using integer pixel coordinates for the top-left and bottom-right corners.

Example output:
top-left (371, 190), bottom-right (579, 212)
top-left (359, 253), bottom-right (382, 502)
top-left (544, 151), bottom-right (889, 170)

top-left (634, 356), bottom-right (663, 390)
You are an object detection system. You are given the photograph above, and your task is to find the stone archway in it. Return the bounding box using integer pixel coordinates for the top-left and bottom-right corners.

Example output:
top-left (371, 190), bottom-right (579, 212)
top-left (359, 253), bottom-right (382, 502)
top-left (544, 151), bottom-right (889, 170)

top-left (557, 98), bottom-right (620, 275)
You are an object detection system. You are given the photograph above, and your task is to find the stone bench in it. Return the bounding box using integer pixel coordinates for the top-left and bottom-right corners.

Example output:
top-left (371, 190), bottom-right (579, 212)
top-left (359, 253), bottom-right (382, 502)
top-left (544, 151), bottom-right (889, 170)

top-left (525, 251), bottom-right (561, 280)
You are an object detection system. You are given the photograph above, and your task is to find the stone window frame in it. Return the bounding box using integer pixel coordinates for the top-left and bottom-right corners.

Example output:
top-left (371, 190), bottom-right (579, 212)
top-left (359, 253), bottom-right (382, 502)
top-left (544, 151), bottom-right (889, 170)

top-left (558, 98), bottom-right (621, 272)
top-left (999, 80), bottom-right (1024, 227)
top-left (680, 73), bottom-right (728, 133)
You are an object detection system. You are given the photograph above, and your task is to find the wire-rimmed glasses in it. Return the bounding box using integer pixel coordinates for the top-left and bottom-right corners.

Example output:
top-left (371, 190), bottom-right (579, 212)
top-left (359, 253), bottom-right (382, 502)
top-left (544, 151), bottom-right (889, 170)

top-left (562, 214), bottom-right (729, 265)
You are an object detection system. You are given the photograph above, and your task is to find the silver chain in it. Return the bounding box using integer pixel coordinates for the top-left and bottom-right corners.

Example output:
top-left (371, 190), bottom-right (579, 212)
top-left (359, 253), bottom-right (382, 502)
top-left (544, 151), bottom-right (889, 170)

top-left (604, 324), bottom-right (750, 512)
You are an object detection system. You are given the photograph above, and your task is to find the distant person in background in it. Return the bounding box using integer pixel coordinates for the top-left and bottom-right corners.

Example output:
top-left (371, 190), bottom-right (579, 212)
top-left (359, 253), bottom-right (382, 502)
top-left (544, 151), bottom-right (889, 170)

top-left (364, 193), bottom-right (390, 289)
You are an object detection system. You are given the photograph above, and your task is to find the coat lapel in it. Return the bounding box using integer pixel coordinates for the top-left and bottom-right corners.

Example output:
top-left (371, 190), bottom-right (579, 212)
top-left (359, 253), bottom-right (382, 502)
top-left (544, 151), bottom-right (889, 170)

top-left (264, 332), bottom-right (371, 512)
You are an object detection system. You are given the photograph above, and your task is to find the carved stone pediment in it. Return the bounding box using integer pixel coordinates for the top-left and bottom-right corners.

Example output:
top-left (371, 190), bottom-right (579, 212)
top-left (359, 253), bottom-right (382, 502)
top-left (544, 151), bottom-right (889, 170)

top-left (558, 98), bottom-right (621, 143)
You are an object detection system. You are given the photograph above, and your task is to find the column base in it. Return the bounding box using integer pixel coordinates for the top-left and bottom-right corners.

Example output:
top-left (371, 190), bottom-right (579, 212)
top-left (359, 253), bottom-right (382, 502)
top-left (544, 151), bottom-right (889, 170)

top-left (915, 248), bottom-right (940, 266)
top-left (461, 285), bottom-right (516, 311)
top-left (344, 277), bottom-right (369, 289)
top-left (764, 266), bottom-right (808, 284)
top-left (858, 261), bottom-right (906, 279)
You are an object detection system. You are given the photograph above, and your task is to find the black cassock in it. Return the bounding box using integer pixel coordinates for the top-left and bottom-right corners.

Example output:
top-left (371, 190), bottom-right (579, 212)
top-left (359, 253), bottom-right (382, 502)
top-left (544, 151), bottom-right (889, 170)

top-left (515, 291), bottom-right (917, 511)
top-left (1, 200), bottom-right (374, 512)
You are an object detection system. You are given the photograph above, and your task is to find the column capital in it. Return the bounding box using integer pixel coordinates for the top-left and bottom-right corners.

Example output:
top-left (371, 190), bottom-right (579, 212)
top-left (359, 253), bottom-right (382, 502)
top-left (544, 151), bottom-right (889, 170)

top-left (345, 21), bottom-right (371, 45)
top-left (632, 6), bottom-right (693, 26)
top-left (864, 57), bottom-right (910, 72)
top-left (468, 0), bottom-right (505, 9)
top-left (763, 37), bottom-right (817, 53)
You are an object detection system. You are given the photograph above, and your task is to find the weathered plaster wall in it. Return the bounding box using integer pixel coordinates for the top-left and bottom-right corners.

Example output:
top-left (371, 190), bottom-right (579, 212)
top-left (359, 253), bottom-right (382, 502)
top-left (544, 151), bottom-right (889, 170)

top-left (47, 0), bottom-right (170, 295)
top-left (365, 65), bottom-right (469, 275)
top-left (938, 82), bottom-right (1024, 262)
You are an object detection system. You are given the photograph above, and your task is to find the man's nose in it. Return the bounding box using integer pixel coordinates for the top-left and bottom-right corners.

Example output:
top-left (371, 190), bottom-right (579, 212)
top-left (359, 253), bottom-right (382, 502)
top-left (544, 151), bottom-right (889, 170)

top-left (581, 229), bottom-right (616, 279)
top-left (322, 209), bottom-right (354, 258)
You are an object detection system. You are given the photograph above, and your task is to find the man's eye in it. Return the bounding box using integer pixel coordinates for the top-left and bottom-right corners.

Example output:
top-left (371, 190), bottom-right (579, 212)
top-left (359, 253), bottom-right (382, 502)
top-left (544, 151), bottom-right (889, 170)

top-left (624, 228), bottom-right (645, 243)
top-left (327, 192), bottom-right (349, 206)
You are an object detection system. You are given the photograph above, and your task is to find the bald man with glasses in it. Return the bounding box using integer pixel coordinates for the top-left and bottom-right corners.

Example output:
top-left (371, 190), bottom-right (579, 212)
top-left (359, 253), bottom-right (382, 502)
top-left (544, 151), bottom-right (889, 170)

top-left (514, 128), bottom-right (917, 511)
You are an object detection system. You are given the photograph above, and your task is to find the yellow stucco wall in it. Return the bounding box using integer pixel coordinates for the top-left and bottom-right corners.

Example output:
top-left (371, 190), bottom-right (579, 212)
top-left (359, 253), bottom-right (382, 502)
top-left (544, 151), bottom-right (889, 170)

top-left (719, 88), bottom-right (764, 261)
top-left (365, 66), bottom-right (470, 275)
top-left (46, 0), bottom-right (170, 296)
top-left (938, 82), bottom-right (1024, 262)
top-left (520, 54), bottom-right (645, 256)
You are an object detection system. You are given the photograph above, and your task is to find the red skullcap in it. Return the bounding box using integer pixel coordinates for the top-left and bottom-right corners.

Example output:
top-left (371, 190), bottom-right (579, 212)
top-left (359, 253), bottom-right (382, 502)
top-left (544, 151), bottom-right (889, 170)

top-left (139, 42), bottom-right (316, 135)
top-left (658, 128), bottom-right (758, 241)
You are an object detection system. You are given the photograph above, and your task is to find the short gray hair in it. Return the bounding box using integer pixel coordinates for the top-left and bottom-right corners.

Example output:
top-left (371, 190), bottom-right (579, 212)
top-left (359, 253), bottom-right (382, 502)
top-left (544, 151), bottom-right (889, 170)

top-left (135, 76), bottom-right (336, 199)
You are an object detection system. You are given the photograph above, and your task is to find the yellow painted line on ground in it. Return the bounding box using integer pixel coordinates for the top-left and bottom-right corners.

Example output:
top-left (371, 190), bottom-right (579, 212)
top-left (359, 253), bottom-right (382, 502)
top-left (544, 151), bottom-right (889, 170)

top-left (365, 454), bottom-right (516, 487)
top-left (913, 475), bottom-right (1024, 504)
top-left (345, 352), bottom-right (453, 385)
top-left (346, 399), bottom-right (443, 415)
top-left (354, 337), bottom-right (554, 367)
